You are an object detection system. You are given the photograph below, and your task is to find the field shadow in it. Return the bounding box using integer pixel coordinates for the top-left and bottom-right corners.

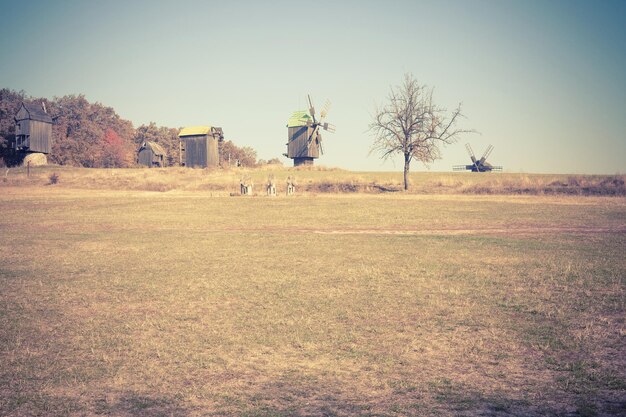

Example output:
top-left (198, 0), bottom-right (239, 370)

top-left (92, 391), bottom-right (190, 417)
top-left (219, 374), bottom-right (626, 417)
top-left (9, 384), bottom-right (624, 417)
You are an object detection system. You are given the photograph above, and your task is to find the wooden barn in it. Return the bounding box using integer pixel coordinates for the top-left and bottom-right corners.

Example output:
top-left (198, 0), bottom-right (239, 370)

top-left (14, 102), bottom-right (53, 154)
top-left (178, 126), bottom-right (224, 168)
top-left (137, 141), bottom-right (166, 167)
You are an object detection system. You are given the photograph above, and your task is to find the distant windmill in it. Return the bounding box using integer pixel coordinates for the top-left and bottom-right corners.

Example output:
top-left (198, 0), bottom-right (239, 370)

top-left (453, 143), bottom-right (502, 172)
top-left (284, 95), bottom-right (336, 166)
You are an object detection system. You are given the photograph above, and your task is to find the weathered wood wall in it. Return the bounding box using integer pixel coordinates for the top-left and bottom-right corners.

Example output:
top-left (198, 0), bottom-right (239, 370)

top-left (26, 121), bottom-right (52, 154)
top-left (15, 105), bottom-right (53, 154)
top-left (182, 135), bottom-right (218, 168)
top-left (15, 120), bottom-right (52, 154)
top-left (137, 148), bottom-right (163, 167)
top-left (287, 126), bottom-right (319, 159)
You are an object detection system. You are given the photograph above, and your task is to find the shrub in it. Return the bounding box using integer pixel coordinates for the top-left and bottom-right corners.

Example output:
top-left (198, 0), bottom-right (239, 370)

top-left (48, 172), bottom-right (59, 185)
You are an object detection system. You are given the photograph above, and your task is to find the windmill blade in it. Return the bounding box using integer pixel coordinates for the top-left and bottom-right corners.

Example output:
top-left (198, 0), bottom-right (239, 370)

top-left (307, 94), bottom-right (317, 123)
top-left (318, 134), bottom-right (324, 155)
top-left (465, 143), bottom-right (480, 172)
top-left (320, 100), bottom-right (331, 119)
top-left (307, 125), bottom-right (320, 149)
top-left (323, 122), bottom-right (336, 133)
top-left (479, 144), bottom-right (494, 164)
top-left (465, 143), bottom-right (477, 162)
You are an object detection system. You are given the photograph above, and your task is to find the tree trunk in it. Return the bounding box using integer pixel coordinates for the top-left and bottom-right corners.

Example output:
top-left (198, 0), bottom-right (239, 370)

top-left (403, 153), bottom-right (410, 191)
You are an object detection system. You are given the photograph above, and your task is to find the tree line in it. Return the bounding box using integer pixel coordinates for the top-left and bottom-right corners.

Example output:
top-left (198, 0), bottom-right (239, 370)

top-left (0, 88), bottom-right (272, 168)
top-left (3, 73), bottom-right (473, 190)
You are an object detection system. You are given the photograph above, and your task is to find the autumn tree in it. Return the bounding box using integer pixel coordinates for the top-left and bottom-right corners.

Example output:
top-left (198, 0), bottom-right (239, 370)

top-left (102, 128), bottom-right (134, 167)
top-left (369, 74), bottom-right (472, 190)
top-left (219, 140), bottom-right (257, 167)
top-left (48, 95), bottom-right (135, 167)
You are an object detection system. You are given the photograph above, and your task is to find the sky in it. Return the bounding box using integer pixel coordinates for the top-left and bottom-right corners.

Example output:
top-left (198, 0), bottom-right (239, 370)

top-left (1, 0), bottom-right (624, 173)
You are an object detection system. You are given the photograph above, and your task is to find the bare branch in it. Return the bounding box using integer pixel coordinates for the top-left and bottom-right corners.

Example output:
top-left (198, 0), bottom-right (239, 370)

top-left (368, 73), bottom-right (474, 190)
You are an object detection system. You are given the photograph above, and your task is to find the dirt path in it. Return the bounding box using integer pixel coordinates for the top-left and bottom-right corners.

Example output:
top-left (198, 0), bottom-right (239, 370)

top-left (219, 225), bottom-right (626, 236)
top-left (311, 226), bottom-right (626, 236)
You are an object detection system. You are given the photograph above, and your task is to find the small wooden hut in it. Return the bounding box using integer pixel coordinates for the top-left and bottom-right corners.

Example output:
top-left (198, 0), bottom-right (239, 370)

top-left (137, 141), bottom-right (166, 167)
top-left (178, 126), bottom-right (224, 168)
top-left (14, 102), bottom-right (53, 154)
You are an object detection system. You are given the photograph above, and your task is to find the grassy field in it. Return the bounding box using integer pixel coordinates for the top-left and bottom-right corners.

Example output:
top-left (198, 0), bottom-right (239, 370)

top-left (2, 165), bottom-right (625, 196)
top-left (0, 171), bottom-right (625, 416)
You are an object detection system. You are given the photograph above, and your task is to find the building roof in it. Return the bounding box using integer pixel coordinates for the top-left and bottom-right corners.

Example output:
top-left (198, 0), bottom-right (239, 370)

top-left (287, 111), bottom-right (312, 128)
top-left (139, 141), bottom-right (166, 156)
top-left (17, 102), bottom-right (53, 123)
top-left (178, 126), bottom-right (212, 137)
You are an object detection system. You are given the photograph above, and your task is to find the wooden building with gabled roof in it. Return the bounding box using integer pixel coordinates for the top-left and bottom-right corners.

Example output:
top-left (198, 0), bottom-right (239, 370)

top-left (14, 102), bottom-right (53, 154)
top-left (137, 141), bottom-right (167, 167)
top-left (178, 126), bottom-right (224, 168)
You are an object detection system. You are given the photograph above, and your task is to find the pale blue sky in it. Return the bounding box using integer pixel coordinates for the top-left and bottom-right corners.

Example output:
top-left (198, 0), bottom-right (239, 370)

top-left (1, 0), bottom-right (624, 173)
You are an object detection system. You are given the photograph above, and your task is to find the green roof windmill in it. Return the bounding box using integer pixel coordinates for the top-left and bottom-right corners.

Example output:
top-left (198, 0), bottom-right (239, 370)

top-left (284, 95), bottom-right (335, 166)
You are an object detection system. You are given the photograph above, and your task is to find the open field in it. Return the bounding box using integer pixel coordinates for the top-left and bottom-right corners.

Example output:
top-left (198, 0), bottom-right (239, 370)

top-left (2, 165), bottom-right (625, 196)
top-left (1, 176), bottom-right (625, 416)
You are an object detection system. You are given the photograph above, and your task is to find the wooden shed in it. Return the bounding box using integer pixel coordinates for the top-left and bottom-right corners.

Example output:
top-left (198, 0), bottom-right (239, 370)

top-left (137, 141), bottom-right (167, 167)
top-left (14, 102), bottom-right (53, 154)
top-left (178, 126), bottom-right (224, 168)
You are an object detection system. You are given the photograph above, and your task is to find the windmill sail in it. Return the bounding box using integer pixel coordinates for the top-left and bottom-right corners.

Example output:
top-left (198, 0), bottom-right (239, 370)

top-left (479, 144), bottom-right (493, 164)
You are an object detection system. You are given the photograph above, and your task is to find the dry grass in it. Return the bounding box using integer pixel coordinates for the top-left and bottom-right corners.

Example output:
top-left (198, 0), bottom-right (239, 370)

top-left (0, 185), bottom-right (625, 416)
top-left (2, 165), bottom-right (625, 196)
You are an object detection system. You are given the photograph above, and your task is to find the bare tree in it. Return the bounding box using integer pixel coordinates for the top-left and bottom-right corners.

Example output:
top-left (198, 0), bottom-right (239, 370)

top-left (369, 74), bottom-right (473, 190)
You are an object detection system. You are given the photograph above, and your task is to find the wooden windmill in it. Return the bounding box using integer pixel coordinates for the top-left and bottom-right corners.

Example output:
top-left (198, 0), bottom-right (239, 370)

top-left (453, 143), bottom-right (502, 172)
top-left (14, 102), bottom-right (53, 155)
top-left (284, 95), bottom-right (335, 166)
